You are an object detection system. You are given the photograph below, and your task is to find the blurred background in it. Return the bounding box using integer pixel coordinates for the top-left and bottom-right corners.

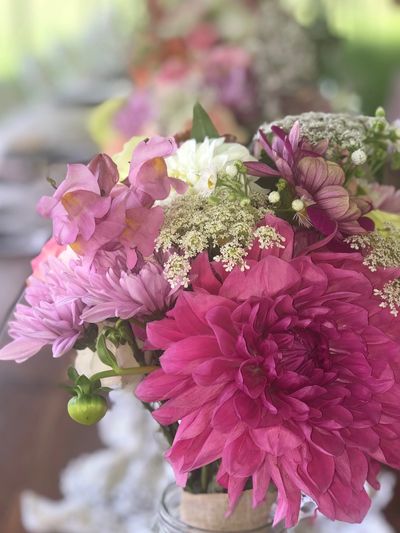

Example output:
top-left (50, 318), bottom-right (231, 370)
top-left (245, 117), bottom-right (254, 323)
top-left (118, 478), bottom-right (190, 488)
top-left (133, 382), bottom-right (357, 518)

top-left (1, 0), bottom-right (400, 531)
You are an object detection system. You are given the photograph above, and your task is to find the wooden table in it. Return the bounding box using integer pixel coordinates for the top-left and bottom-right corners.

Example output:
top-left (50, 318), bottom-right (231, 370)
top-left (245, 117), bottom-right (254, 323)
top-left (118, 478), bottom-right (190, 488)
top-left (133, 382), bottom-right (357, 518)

top-left (0, 257), bottom-right (100, 532)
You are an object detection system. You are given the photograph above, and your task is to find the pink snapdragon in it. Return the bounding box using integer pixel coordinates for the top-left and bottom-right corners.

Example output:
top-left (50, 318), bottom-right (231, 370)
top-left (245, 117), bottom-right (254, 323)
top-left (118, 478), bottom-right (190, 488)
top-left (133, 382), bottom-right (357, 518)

top-left (37, 162), bottom-right (112, 245)
top-left (38, 138), bottom-right (186, 268)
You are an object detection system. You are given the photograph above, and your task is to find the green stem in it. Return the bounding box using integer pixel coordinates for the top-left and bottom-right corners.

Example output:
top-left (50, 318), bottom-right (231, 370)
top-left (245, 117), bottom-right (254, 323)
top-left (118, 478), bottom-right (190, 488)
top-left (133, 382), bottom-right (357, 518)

top-left (130, 335), bottom-right (145, 366)
top-left (201, 466), bottom-right (208, 492)
top-left (90, 365), bottom-right (157, 382)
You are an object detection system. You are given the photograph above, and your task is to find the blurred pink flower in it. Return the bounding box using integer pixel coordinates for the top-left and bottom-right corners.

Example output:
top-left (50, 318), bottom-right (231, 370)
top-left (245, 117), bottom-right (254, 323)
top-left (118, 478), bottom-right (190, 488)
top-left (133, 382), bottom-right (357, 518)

top-left (137, 216), bottom-right (400, 528)
top-left (31, 238), bottom-right (65, 277)
top-left (366, 182), bottom-right (400, 213)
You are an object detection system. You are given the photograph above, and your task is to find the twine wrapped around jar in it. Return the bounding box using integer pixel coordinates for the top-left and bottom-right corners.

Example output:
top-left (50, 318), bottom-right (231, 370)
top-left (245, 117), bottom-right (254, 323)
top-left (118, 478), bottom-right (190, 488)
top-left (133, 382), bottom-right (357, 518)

top-left (180, 488), bottom-right (277, 532)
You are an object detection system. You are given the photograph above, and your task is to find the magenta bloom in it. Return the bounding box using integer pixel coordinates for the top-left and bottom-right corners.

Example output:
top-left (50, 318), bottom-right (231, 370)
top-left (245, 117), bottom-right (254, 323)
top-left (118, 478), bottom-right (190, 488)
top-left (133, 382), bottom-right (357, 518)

top-left (247, 123), bottom-right (369, 235)
top-left (295, 157), bottom-right (370, 234)
top-left (0, 257), bottom-right (87, 361)
top-left (246, 122), bottom-right (326, 181)
top-left (81, 261), bottom-right (178, 323)
top-left (137, 216), bottom-right (400, 528)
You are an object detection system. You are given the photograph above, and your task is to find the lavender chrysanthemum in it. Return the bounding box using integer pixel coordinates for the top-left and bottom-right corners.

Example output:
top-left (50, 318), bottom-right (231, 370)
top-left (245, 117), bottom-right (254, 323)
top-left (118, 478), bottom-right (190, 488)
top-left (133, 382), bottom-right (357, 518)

top-left (0, 257), bottom-right (87, 361)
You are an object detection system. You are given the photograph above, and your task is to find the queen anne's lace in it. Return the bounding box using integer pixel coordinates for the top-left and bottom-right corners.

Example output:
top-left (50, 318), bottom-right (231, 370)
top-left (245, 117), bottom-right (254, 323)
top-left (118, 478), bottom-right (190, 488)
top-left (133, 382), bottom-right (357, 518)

top-left (156, 190), bottom-right (275, 285)
top-left (345, 225), bottom-right (400, 271)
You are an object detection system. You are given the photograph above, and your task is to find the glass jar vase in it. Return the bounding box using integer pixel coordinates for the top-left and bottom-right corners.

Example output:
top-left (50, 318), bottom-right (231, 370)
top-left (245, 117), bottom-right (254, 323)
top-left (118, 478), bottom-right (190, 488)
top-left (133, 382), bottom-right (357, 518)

top-left (154, 484), bottom-right (286, 533)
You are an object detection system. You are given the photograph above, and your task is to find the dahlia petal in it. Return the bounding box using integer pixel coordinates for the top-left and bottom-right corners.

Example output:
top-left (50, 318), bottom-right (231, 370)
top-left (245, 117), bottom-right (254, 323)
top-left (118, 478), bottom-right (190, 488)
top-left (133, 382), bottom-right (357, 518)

top-left (251, 426), bottom-right (302, 455)
top-left (221, 256), bottom-right (301, 300)
top-left (306, 447), bottom-right (335, 493)
top-left (252, 460), bottom-right (271, 507)
top-left (269, 460), bottom-right (301, 528)
top-left (224, 432), bottom-right (264, 477)
top-left (136, 369), bottom-right (191, 402)
top-left (153, 384), bottom-right (225, 425)
top-left (310, 427), bottom-right (345, 456)
top-left (226, 476), bottom-right (248, 515)
top-left (190, 252), bottom-right (223, 294)
top-left (205, 306), bottom-right (237, 355)
top-left (52, 334), bottom-right (79, 357)
top-left (193, 357), bottom-right (237, 387)
top-left (160, 336), bottom-right (221, 374)
top-left (146, 318), bottom-right (185, 349)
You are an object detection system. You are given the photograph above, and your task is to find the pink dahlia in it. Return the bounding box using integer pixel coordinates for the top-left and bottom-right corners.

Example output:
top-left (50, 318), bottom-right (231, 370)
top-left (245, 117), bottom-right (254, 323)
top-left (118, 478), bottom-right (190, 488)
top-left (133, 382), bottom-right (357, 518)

top-left (136, 216), bottom-right (400, 527)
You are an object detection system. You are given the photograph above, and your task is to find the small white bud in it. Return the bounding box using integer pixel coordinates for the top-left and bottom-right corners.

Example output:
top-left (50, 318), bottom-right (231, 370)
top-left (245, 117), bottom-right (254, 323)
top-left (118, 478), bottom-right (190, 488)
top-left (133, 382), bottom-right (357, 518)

top-left (351, 149), bottom-right (367, 166)
top-left (268, 191), bottom-right (280, 204)
top-left (225, 164), bottom-right (238, 177)
top-left (291, 199), bottom-right (305, 212)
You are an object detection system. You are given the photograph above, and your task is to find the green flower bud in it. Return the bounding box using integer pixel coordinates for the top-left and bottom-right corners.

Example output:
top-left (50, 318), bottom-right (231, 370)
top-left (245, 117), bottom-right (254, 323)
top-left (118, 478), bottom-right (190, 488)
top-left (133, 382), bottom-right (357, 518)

top-left (68, 394), bottom-right (108, 425)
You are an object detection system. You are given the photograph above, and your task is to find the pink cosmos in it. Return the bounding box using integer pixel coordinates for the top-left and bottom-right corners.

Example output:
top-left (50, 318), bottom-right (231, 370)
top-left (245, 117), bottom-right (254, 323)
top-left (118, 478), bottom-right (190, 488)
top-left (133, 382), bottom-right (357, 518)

top-left (0, 257), bottom-right (87, 362)
top-left (246, 124), bottom-right (370, 236)
top-left (137, 215), bottom-right (400, 528)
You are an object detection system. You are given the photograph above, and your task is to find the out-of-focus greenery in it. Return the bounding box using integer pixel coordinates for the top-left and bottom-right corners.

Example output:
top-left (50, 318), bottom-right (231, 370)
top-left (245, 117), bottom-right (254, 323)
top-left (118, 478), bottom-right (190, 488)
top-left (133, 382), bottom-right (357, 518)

top-left (284, 0), bottom-right (400, 114)
top-left (0, 0), bottom-right (145, 78)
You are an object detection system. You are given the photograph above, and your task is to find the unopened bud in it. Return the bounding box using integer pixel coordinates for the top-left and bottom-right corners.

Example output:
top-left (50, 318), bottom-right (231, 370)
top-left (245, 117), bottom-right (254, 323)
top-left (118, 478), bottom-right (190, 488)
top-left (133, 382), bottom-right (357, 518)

top-left (351, 149), bottom-right (367, 166)
top-left (292, 199), bottom-right (305, 212)
top-left (268, 191), bottom-right (280, 204)
top-left (225, 164), bottom-right (238, 178)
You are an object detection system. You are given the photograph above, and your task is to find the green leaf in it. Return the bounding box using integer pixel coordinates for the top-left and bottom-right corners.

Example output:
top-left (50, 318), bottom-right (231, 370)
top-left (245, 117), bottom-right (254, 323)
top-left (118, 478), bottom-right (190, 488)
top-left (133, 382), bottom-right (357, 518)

top-left (96, 334), bottom-right (118, 370)
top-left (46, 176), bottom-right (58, 189)
top-left (191, 103), bottom-right (219, 142)
top-left (67, 367), bottom-right (79, 383)
top-left (76, 375), bottom-right (93, 395)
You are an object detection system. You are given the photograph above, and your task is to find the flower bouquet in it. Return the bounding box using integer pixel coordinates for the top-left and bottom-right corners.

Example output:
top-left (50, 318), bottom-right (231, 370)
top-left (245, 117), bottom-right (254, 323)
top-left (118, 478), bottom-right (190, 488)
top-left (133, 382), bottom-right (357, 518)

top-left (2, 104), bottom-right (400, 531)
